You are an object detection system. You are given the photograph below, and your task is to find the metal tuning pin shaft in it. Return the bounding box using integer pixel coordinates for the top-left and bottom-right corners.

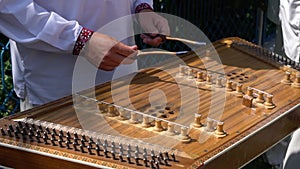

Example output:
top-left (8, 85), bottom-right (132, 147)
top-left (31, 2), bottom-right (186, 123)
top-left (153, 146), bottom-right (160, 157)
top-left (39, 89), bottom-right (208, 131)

top-left (1, 128), bottom-right (6, 136)
top-left (95, 147), bottom-right (101, 156)
top-left (112, 150), bottom-right (117, 160)
top-left (80, 145), bottom-right (85, 153)
top-left (14, 131), bottom-right (20, 139)
top-left (17, 121), bottom-right (23, 128)
top-left (119, 153), bottom-right (124, 162)
top-left (7, 129), bottom-right (12, 137)
top-left (35, 134), bottom-right (41, 143)
top-left (58, 140), bottom-right (63, 148)
top-left (127, 155), bottom-right (132, 164)
top-left (65, 141), bottom-right (71, 149)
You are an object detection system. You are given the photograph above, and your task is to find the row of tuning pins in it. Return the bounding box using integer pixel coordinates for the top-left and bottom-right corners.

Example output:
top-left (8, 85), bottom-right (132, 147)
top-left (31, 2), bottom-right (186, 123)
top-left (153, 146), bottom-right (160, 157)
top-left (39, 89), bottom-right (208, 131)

top-left (0, 120), bottom-right (177, 169)
top-left (234, 41), bottom-right (300, 69)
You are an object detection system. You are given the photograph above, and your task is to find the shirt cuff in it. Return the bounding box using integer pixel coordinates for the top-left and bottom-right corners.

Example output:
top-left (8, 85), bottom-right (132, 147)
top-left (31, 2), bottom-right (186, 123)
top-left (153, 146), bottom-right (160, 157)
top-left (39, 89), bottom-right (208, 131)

top-left (73, 27), bottom-right (94, 55)
top-left (135, 3), bottom-right (153, 13)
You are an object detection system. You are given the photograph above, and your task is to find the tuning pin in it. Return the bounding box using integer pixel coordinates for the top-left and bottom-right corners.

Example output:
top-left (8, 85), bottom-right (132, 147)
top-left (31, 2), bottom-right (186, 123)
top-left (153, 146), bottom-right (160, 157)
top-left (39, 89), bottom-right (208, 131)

top-left (104, 139), bottom-right (108, 147)
top-left (81, 139), bottom-right (86, 147)
top-left (1, 128), bottom-right (6, 136)
top-left (135, 157), bottom-right (140, 166)
top-left (171, 153), bottom-right (177, 162)
top-left (65, 141), bottom-right (71, 149)
top-left (151, 149), bottom-right (155, 156)
top-left (51, 138), bottom-right (56, 146)
top-left (58, 134), bottom-right (63, 141)
top-left (155, 161), bottom-right (160, 169)
top-left (64, 131), bottom-right (70, 138)
top-left (35, 134), bottom-right (41, 143)
top-left (45, 127), bottom-right (51, 134)
top-left (38, 125), bottom-right (43, 132)
top-left (143, 148), bottom-right (147, 156)
top-left (157, 155), bottom-right (163, 165)
top-left (151, 154), bottom-right (156, 161)
top-left (28, 132), bottom-right (34, 142)
top-left (89, 137), bottom-right (94, 144)
top-left (28, 128), bottom-right (34, 136)
top-left (73, 132), bottom-right (78, 139)
top-left (43, 136), bottom-right (48, 144)
top-left (95, 147), bottom-right (101, 156)
top-left (164, 158), bottom-right (170, 166)
top-left (150, 160), bottom-right (155, 169)
top-left (157, 151), bottom-right (163, 159)
top-left (73, 143), bottom-right (78, 151)
top-left (52, 128), bottom-right (57, 136)
top-left (80, 145), bottom-right (85, 153)
top-left (14, 131), bottom-right (20, 139)
top-left (8, 125), bottom-right (14, 132)
top-left (127, 144), bottom-right (132, 152)
top-left (104, 149), bottom-right (109, 158)
top-left (135, 145), bottom-right (140, 154)
top-left (15, 125), bottom-right (21, 133)
top-left (21, 131), bottom-right (26, 141)
top-left (58, 140), bottom-right (63, 148)
top-left (51, 133), bottom-right (56, 141)
top-left (86, 146), bottom-right (93, 155)
top-left (43, 132), bottom-right (48, 140)
top-left (88, 141), bottom-right (93, 148)
top-left (164, 152), bottom-right (170, 160)
top-left (119, 153), bottom-right (124, 162)
top-left (112, 150), bottom-right (117, 160)
top-left (24, 122), bottom-right (30, 129)
top-left (31, 123), bottom-right (36, 130)
top-left (143, 158), bottom-right (149, 167)
top-left (22, 127), bottom-right (27, 134)
top-left (81, 135), bottom-right (87, 141)
top-left (96, 143), bottom-right (100, 150)
top-left (127, 155), bottom-right (132, 164)
top-left (17, 121), bottom-right (23, 128)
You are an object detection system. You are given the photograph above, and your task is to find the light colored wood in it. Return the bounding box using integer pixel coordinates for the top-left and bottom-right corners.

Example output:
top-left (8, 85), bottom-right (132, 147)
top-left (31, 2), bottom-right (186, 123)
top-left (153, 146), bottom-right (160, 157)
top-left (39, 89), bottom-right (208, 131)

top-left (166, 36), bottom-right (206, 46)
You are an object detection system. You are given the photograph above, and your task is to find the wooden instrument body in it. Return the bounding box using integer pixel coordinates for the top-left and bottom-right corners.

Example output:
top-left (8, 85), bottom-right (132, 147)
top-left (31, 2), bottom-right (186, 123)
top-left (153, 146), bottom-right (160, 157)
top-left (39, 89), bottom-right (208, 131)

top-left (0, 37), bottom-right (299, 169)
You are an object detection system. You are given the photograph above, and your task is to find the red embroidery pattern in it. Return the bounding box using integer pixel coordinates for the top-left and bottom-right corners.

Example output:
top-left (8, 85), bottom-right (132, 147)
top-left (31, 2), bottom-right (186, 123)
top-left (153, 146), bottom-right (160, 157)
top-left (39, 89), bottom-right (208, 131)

top-left (135, 3), bottom-right (153, 13)
top-left (73, 27), bottom-right (94, 55)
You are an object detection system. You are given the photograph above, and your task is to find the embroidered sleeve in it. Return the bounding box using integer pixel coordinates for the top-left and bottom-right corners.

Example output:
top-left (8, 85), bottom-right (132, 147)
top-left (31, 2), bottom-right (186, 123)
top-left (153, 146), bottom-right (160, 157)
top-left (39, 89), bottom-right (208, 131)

top-left (135, 3), bottom-right (153, 13)
top-left (72, 27), bottom-right (94, 55)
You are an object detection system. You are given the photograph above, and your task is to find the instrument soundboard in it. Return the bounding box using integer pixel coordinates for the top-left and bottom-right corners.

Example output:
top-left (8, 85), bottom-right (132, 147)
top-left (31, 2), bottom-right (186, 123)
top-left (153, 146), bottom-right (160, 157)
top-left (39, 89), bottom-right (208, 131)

top-left (0, 37), bottom-right (299, 169)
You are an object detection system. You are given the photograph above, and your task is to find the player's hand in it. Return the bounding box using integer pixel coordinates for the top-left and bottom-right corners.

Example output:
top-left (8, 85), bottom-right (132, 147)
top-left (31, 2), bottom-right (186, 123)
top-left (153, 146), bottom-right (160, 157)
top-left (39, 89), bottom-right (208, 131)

top-left (82, 32), bottom-right (138, 71)
top-left (138, 9), bottom-right (170, 47)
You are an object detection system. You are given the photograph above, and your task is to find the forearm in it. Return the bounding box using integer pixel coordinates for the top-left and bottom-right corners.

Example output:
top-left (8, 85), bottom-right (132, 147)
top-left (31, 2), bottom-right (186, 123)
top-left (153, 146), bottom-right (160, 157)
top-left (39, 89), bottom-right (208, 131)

top-left (289, 0), bottom-right (300, 30)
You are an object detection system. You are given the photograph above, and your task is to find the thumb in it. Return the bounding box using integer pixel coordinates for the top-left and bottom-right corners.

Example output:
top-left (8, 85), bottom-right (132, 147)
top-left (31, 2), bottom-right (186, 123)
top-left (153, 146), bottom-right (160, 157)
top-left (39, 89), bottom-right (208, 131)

top-left (119, 45), bottom-right (138, 64)
top-left (115, 43), bottom-right (137, 57)
top-left (130, 45), bottom-right (138, 51)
